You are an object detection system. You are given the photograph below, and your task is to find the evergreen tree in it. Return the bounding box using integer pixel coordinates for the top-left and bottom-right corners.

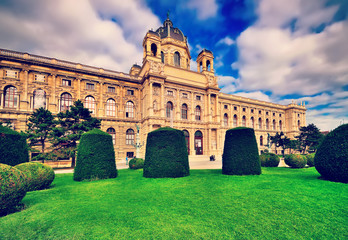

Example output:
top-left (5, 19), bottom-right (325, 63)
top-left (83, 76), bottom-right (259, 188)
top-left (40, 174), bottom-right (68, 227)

top-left (26, 108), bottom-right (55, 162)
top-left (286, 139), bottom-right (299, 154)
top-left (51, 100), bottom-right (101, 167)
top-left (295, 123), bottom-right (324, 153)
top-left (270, 132), bottom-right (290, 155)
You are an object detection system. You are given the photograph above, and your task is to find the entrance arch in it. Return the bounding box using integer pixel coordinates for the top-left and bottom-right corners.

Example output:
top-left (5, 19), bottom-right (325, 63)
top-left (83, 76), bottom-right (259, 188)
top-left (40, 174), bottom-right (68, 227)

top-left (183, 130), bottom-right (190, 155)
top-left (194, 130), bottom-right (203, 155)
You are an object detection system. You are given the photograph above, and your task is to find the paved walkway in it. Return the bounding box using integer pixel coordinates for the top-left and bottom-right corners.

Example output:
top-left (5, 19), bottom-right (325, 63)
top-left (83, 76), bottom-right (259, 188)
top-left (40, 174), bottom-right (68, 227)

top-left (54, 155), bottom-right (288, 174)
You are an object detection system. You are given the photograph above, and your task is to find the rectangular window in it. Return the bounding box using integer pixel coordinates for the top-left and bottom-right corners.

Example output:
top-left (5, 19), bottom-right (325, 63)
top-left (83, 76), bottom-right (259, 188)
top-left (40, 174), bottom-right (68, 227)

top-left (243, 108), bottom-right (246, 112)
top-left (234, 106), bottom-right (237, 111)
top-left (167, 90), bottom-right (173, 96)
top-left (273, 113), bottom-right (275, 116)
top-left (62, 79), bottom-right (72, 86)
top-left (127, 89), bottom-right (134, 96)
top-left (279, 113), bottom-right (282, 117)
top-left (5, 70), bottom-right (18, 78)
top-left (259, 110), bottom-right (262, 114)
top-left (266, 111), bottom-right (269, 115)
top-left (108, 86), bottom-right (115, 93)
top-left (35, 74), bottom-right (46, 82)
top-left (196, 95), bottom-right (201, 101)
top-left (251, 109), bottom-right (254, 113)
top-left (86, 83), bottom-right (95, 90)
top-left (224, 105), bottom-right (228, 109)
top-left (182, 93), bottom-right (188, 98)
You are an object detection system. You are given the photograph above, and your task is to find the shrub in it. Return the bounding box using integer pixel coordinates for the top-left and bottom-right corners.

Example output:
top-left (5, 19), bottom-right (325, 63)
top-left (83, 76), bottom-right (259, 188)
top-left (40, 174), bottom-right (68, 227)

top-left (15, 162), bottom-right (55, 191)
top-left (315, 124), bottom-right (348, 183)
top-left (260, 153), bottom-right (280, 167)
top-left (0, 163), bottom-right (27, 215)
top-left (143, 127), bottom-right (189, 178)
top-left (74, 129), bottom-right (117, 181)
top-left (306, 153), bottom-right (315, 167)
top-left (0, 126), bottom-right (29, 166)
top-left (284, 154), bottom-right (307, 168)
top-left (222, 127), bottom-right (261, 175)
top-left (129, 158), bottom-right (144, 169)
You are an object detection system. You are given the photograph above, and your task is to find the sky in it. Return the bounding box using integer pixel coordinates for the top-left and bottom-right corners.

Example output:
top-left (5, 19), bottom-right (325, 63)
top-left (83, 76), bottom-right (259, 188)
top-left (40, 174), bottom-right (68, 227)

top-left (0, 0), bottom-right (347, 131)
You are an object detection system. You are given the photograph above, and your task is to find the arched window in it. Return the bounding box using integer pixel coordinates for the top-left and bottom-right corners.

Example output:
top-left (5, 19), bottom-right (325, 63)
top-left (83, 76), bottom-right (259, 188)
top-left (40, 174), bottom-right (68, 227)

top-left (195, 131), bottom-right (203, 155)
top-left (4, 86), bottom-right (18, 108)
top-left (84, 96), bottom-right (95, 114)
top-left (258, 118), bottom-right (262, 129)
top-left (161, 51), bottom-right (164, 63)
top-left (33, 89), bottom-right (46, 109)
top-left (207, 60), bottom-right (211, 71)
top-left (273, 120), bottom-right (276, 130)
top-left (279, 120), bottom-right (282, 131)
top-left (106, 98), bottom-right (116, 117)
top-left (125, 101), bottom-right (134, 118)
top-left (233, 114), bottom-right (238, 127)
top-left (174, 51), bottom-right (180, 67)
top-left (126, 129), bottom-right (135, 145)
top-left (224, 113), bottom-right (228, 127)
top-left (199, 61), bottom-right (203, 72)
top-left (181, 104), bottom-right (188, 120)
top-left (151, 43), bottom-right (157, 56)
top-left (60, 92), bottom-right (72, 112)
top-left (266, 119), bottom-right (269, 130)
top-left (183, 130), bottom-right (190, 154)
top-left (195, 105), bottom-right (201, 121)
top-left (166, 101), bottom-right (173, 118)
top-left (107, 128), bottom-right (116, 145)
top-left (250, 117), bottom-right (255, 128)
top-left (260, 136), bottom-right (263, 146)
top-left (242, 116), bottom-right (246, 127)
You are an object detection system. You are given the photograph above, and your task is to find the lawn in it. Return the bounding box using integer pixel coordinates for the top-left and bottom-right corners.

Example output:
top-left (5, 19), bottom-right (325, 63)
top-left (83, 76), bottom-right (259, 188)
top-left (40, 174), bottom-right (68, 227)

top-left (0, 168), bottom-right (347, 240)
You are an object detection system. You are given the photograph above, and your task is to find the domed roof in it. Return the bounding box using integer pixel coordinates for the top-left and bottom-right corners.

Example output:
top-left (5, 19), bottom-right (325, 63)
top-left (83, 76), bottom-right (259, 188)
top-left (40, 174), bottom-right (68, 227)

top-left (155, 17), bottom-right (186, 42)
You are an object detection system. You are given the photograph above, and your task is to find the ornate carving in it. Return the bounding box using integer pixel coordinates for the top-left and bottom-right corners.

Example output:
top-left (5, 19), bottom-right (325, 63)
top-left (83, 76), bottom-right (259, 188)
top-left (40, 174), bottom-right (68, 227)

top-left (149, 60), bottom-right (164, 75)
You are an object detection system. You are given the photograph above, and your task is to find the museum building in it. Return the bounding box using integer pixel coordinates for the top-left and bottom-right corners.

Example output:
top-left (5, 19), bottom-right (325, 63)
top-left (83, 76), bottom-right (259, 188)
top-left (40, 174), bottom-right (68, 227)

top-left (0, 17), bottom-right (306, 161)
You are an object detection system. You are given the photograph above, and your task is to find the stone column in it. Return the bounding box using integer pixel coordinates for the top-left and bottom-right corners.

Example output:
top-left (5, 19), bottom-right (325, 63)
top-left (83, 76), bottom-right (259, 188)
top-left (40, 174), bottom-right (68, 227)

top-left (149, 81), bottom-right (153, 117)
top-left (160, 84), bottom-right (165, 117)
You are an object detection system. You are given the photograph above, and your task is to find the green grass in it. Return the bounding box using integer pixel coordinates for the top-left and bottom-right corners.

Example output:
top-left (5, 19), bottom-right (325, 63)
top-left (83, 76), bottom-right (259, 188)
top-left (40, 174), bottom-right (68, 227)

top-left (0, 168), bottom-right (347, 239)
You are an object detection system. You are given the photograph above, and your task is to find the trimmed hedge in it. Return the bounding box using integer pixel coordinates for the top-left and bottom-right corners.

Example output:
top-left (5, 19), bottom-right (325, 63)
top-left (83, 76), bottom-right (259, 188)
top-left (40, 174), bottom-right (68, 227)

top-left (306, 153), bottom-right (315, 167)
top-left (0, 164), bottom-right (27, 215)
top-left (143, 127), bottom-right (189, 178)
top-left (16, 162), bottom-right (55, 191)
top-left (315, 124), bottom-right (348, 183)
top-left (0, 126), bottom-right (29, 166)
top-left (222, 127), bottom-right (261, 175)
top-left (74, 129), bottom-right (117, 181)
top-left (260, 153), bottom-right (280, 167)
top-left (129, 158), bottom-right (144, 169)
top-left (284, 154), bottom-right (307, 168)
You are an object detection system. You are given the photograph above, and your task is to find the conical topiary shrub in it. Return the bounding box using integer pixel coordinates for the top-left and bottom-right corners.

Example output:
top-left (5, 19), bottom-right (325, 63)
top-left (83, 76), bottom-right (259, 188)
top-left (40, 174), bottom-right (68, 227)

top-left (143, 127), bottom-right (189, 178)
top-left (222, 127), bottom-right (261, 175)
top-left (74, 129), bottom-right (117, 181)
top-left (315, 124), bottom-right (348, 183)
top-left (0, 125), bottom-right (29, 166)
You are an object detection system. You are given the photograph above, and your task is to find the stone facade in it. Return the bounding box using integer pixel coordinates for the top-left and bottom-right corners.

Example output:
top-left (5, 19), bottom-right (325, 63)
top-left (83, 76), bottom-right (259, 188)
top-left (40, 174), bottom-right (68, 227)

top-left (0, 18), bottom-right (306, 161)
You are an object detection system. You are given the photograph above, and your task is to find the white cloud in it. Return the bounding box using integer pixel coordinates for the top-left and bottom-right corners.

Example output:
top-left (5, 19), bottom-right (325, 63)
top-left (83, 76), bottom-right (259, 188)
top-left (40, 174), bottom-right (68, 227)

top-left (186, 0), bottom-right (218, 20)
top-left (216, 36), bottom-right (235, 46)
top-left (218, 75), bottom-right (239, 93)
top-left (0, 0), bottom-right (161, 72)
top-left (234, 91), bottom-right (272, 102)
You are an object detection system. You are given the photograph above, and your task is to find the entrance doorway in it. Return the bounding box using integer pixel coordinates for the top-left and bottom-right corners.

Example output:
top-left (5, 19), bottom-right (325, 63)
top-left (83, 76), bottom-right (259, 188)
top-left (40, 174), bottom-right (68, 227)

top-left (194, 130), bottom-right (203, 155)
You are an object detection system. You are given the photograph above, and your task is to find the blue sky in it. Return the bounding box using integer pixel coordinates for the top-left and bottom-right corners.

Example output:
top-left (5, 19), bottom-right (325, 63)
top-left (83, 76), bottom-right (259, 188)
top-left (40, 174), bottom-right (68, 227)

top-left (0, 0), bottom-right (347, 131)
